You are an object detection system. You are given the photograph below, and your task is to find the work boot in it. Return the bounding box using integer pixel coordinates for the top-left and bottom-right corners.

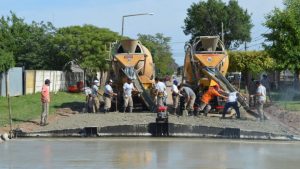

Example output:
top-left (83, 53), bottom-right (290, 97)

top-left (182, 110), bottom-right (188, 116)
top-left (188, 111), bottom-right (193, 116)
top-left (173, 108), bottom-right (177, 115)
top-left (194, 110), bottom-right (199, 116)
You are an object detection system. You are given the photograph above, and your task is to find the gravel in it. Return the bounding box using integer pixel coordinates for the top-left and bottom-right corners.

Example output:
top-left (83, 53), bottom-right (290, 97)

top-left (32, 86), bottom-right (297, 136)
top-left (36, 111), bottom-right (294, 135)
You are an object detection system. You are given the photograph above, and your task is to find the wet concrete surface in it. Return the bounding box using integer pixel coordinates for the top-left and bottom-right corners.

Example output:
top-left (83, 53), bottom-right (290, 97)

top-left (1, 138), bottom-right (300, 169)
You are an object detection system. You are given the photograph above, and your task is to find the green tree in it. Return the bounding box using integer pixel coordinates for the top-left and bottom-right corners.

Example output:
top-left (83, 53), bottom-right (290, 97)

top-left (0, 49), bottom-right (15, 72)
top-left (183, 0), bottom-right (253, 49)
top-left (0, 49), bottom-right (15, 134)
top-left (228, 51), bottom-right (275, 74)
top-left (263, 0), bottom-right (300, 88)
top-left (138, 33), bottom-right (177, 77)
top-left (52, 25), bottom-right (120, 78)
top-left (0, 12), bottom-right (55, 69)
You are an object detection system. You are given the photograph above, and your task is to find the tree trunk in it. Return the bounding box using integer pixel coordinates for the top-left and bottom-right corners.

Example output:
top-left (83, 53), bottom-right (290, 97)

top-left (5, 71), bottom-right (13, 138)
top-left (293, 69), bottom-right (300, 89)
top-left (100, 71), bottom-right (103, 86)
top-left (244, 71), bottom-right (250, 94)
top-left (274, 70), bottom-right (279, 90)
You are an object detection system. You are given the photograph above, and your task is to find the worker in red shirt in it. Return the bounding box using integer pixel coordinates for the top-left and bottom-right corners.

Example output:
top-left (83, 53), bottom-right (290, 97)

top-left (197, 80), bottom-right (227, 116)
top-left (40, 79), bottom-right (50, 126)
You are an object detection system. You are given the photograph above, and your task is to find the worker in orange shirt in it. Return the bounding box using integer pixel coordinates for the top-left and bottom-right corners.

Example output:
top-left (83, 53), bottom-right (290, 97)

top-left (197, 80), bottom-right (227, 116)
top-left (40, 79), bottom-right (51, 126)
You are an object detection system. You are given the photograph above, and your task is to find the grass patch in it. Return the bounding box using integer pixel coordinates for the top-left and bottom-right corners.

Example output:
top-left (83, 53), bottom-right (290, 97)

top-left (0, 92), bottom-right (85, 127)
top-left (270, 91), bottom-right (300, 111)
top-left (275, 101), bottom-right (300, 111)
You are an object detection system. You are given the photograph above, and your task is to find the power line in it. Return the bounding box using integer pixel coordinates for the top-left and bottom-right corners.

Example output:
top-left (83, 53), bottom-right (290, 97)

top-left (251, 30), bottom-right (270, 41)
top-left (251, 36), bottom-right (265, 42)
top-left (169, 41), bottom-right (186, 44)
top-left (247, 42), bottom-right (264, 49)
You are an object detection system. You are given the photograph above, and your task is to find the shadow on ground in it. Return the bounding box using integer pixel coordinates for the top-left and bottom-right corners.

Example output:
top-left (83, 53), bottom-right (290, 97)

top-left (54, 102), bottom-right (85, 112)
top-left (12, 118), bottom-right (39, 125)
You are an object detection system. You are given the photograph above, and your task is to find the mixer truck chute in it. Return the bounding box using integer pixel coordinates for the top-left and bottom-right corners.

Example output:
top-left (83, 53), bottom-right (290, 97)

top-left (110, 39), bottom-right (156, 111)
top-left (183, 36), bottom-right (257, 118)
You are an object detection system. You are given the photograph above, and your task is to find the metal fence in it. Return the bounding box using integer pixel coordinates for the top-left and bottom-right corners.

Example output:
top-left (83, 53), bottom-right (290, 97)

top-left (0, 67), bottom-right (23, 97)
top-left (0, 67), bottom-right (84, 97)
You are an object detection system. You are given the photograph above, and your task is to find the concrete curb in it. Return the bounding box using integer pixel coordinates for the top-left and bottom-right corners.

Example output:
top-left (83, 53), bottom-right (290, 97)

top-left (14, 123), bottom-right (300, 141)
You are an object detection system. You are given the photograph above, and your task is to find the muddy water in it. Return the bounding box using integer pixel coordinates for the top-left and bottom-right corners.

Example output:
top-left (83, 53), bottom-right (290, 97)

top-left (1, 138), bottom-right (300, 169)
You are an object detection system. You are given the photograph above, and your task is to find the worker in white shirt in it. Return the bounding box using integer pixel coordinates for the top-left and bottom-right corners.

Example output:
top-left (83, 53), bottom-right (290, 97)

top-left (221, 91), bottom-right (240, 119)
top-left (155, 77), bottom-right (167, 107)
top-left (171, 80), bottom-right (180, 114)
top-left (83, 81), bottom-right (93, 113)
top-left (255, 80), bottom-right (266, 121)
top-left (103, 79), bottom-right (117, 113)
top-left (123, 78), bottom-right (137, 113)
top-left (91, 80), bottom-right (100, 113)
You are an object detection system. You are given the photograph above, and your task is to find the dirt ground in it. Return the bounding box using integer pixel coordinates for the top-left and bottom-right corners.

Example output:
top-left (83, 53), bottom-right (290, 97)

top-left (264, 103), bottom-right (300, 135)
top-left (0, 108), bottom-right (78, 134)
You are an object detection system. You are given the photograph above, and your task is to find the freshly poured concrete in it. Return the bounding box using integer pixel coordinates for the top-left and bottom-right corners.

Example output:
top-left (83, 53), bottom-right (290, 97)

top-left (1, 138), bottom-right (299, 169)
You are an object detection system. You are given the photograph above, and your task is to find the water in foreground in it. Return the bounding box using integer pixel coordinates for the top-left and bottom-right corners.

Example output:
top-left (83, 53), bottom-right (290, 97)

top-left (1, 138), bottom-right (300, 169)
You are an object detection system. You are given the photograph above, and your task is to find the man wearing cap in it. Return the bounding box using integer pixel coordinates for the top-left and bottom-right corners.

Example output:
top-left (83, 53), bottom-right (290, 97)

top-left (91, 80), bottom-right (100, 113)
top-left (198, 81), bottom-right (227, 116)
top-left (103, 79), bottom-right (117, 113)
top-left (178, 85), bottom-right (196, 116)
top-left (171, 80), bottom-right (180, 114)
top-left (123, 78), bottom-right (137, 113)
top-left (155, 77), bottom-right (167, 107)
top-left (40, 79), bottom-right (50, 126)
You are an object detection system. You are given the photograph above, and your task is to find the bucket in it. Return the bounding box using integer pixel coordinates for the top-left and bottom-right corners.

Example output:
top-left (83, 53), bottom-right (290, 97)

top-left (200, 36), bottom-right (219, 51)
top-left (120, 39), bottom-right (139, 53)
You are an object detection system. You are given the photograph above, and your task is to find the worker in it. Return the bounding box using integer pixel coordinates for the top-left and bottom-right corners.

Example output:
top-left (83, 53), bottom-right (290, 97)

top-left (221, 91), bottom-right (240, 119)
top-left (123, 78), bottom-right (137, 113)
top-left (150, 83), bottom-right (158, 111)
top-left (261, 74), bottom-right (271, 102)
top-left (103, 79), bottom-right (117, 113)
top-left (91, 80), bottom-right (100, 113)
top-left (254, 80), bottom-right (266, 121)
top-left (83, 81), bottom-right (93, 113)
top-left (171, 79), bottom-right (180, 114)
top-left (248, 78), bottom-right (257, 107)
top-left (197, 80), bottom-right (228, 116)
top-left (155, 77), bottom-right (167, 107)
top-left (40, 79), bottom-right (50, 126)
top-left (163, 78), bottom-right (168, 106)
top-left (178, 85), bottom-right (196, 116)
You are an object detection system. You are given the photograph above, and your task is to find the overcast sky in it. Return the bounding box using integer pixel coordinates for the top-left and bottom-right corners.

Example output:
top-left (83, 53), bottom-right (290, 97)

top-left (0, 0), bottom-right (284, 66)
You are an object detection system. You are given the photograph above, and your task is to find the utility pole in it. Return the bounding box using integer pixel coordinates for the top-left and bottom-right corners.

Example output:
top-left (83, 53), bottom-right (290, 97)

top-left (221, 22), bottom-right (224, 43)
top-left (5, 71), bottom-right (13, 138)
top-left (121, 13), bottom-right (154, 36)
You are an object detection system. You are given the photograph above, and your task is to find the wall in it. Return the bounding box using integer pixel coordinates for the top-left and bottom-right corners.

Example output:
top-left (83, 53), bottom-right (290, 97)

top-left (26, 70), bottom-right (84, 94)
top-left (0, 68), bottom-right (84, 97)
top-left (0, 67), bottom-right (23, 97)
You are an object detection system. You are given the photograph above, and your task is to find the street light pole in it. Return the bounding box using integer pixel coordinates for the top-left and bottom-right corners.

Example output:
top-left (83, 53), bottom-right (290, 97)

top-left (121, 13), bottom-right (154, 36)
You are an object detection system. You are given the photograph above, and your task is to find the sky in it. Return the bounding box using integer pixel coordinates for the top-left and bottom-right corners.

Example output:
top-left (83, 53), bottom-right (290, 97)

top-left (0, 0), bottom-right (284, 66)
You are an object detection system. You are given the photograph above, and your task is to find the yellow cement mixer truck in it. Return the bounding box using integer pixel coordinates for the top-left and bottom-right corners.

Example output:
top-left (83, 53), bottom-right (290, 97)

top-left (183, 36), bottom-right (229, 88)
top-left (109, 39), bottom-right (156, 111)
top-left (183, 36), bottom-right (254, 117)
